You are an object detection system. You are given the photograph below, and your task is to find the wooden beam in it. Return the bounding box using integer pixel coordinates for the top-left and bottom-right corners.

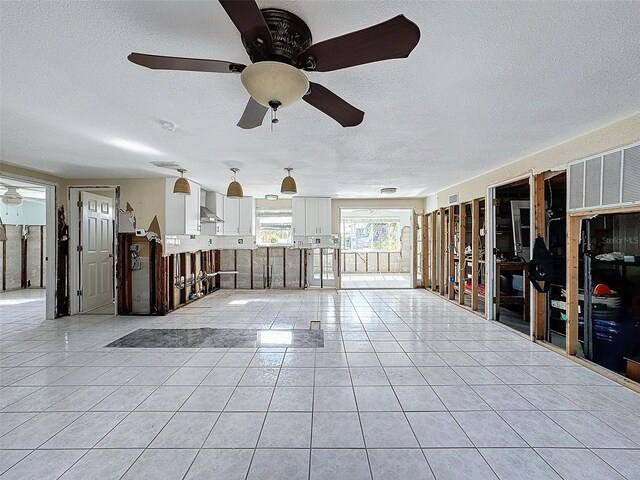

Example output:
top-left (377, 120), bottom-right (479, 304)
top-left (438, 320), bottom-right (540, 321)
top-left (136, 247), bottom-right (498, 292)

top-left (471, 199), bottom-right (480, 311)
top-left (439, 208), bottom-right (446, 296)
top-left (448, 207), bottom-right (455, 300)
top-left (21, 232), bottom-right (27, 289)
top-left (421, 214), bottom-right (428, 288)
top-left (534, 172), bottom-right (546, 339)
top-left (458, 204), bottom-right (467, 305)
top-left (566, 215), bottom-right (581, 356)
top-left (430, 213), bottom-right (437, 292)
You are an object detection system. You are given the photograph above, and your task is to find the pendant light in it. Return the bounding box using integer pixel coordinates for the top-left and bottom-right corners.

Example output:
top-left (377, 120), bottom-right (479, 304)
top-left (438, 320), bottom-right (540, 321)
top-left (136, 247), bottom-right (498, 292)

top-left (227, 168), bottom-right (244, 199)
top-left (280, 168), bottom-right (297, 195)
top-left (173, 169), bottom-right (191, 195)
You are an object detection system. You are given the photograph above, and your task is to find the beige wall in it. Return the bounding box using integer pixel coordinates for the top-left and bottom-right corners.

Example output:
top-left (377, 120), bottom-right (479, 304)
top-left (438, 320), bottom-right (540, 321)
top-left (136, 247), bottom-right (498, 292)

top-left (65, 178), bottom-right (166, 236)
top-left (435, 113), bottom-right (640, 206)
top-left (0, 161), bottom-right (66, 206)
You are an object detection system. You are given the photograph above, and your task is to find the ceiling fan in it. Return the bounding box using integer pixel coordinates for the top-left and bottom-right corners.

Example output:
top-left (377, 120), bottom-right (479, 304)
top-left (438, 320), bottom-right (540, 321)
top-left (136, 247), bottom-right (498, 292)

top-left (128, 0), bottom-right (420, 129)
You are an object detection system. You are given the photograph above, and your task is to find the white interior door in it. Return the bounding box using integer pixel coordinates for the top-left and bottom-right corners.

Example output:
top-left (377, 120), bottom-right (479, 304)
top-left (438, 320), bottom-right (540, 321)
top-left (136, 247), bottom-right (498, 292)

top-left (81, 191), bottom-right (113, 312)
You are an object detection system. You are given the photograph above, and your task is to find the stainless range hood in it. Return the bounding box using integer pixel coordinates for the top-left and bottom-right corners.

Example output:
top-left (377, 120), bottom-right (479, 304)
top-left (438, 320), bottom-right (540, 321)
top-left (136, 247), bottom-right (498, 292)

top-left (200, 205), bottom-right (223, 223)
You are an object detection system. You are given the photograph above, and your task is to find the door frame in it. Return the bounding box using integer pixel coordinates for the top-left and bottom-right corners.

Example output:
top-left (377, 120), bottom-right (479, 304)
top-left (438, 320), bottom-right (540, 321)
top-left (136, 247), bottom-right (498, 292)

top-left (0, 173), bottom-right (57, 319)
top-left (486, 173), bottom-right (535, 339)
top-left (69, 186), bottom-right (119, 315)
top-left (338, 206), bottom-right (415, 289)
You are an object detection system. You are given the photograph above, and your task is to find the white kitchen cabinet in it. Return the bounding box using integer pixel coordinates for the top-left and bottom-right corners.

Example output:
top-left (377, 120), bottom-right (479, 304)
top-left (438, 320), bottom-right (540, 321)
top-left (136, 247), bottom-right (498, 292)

top-left (165, 178), bottom-right (201, 236)
top-left (292, 197), bottom-right (332, 235)
top-left (292, 197), bottom-right (306, 236)
top-left (222, 196), bottom-right (255, 235)
top-left (316, 197), bottom-right (332, 235)
top-left (223, 196), bottom-right (239, 235)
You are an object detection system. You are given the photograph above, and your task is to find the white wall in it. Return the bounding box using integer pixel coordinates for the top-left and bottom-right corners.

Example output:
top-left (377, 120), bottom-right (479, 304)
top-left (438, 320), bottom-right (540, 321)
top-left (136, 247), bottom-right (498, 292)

top-left (0, 198), bottom-right (46, 225)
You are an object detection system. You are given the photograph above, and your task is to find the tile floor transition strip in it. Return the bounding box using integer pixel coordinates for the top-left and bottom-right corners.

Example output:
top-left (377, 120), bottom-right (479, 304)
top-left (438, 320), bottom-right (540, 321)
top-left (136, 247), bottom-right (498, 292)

top-left (105, 328), bottom-right (324, 349)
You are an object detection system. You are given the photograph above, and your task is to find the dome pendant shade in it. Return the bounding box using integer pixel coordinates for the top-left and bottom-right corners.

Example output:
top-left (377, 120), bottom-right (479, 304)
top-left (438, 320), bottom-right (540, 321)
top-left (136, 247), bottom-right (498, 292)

top-left (240, 61), bottom-right (309, 108)
top-left (227, 181), bottom-right (244, 199)
top-left (227, 168), bottom-right (244, 199)
top-left (173, 170), bottom-right (191, 195)
top-left (280, 168), bottom-right (297, 194)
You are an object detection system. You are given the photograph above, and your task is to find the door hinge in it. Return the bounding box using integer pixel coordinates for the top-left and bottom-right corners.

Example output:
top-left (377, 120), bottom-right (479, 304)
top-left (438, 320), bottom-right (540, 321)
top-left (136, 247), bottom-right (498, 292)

top-left (492, 199), bottom-right (499, 207)
top-left (77, 245), bottom-right (83, 252)
top-left (77, 200), bottom-right (83, 208)
top-left (492, 296), bottom-right (497, 304)
top-left (77, 289), bottom-right (83, 296)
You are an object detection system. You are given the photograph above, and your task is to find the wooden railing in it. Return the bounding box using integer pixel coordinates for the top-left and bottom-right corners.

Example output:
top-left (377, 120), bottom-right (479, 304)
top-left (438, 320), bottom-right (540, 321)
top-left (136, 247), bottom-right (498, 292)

top-left (341, 251), bottom-right (408, 273)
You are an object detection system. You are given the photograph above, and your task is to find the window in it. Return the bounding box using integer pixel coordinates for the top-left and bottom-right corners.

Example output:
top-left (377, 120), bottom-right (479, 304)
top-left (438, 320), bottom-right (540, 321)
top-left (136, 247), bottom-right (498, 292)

top-left (341, 218), bottom-right (400, 251)
top-left (256, 208), bottom-right (292, 246)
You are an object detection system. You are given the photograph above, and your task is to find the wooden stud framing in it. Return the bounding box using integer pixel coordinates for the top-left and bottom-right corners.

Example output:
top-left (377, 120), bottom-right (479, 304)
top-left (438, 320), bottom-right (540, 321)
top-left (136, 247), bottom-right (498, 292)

top-left (471, 199), bottom-right (480, 311)
top-left (458, 204), bottom-right (467, 305)
top-left (565, 215), bottom-right (581, 356)
top-left (439, 208), bottom-right (446, 296)
top-left (430, 213), bottom-right (437, 292)
top-left (448, 207), bottom-right (455, 301)
top-left (533, 173), bottom-right (546, 339)
top-left (421, 214), bottom-right (428, 288)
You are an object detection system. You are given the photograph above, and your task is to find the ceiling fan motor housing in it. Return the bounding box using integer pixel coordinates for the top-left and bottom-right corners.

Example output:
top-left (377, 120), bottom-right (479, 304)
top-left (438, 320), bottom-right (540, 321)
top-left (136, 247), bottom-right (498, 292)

top-left (242, 9), bottom-right (312, 65)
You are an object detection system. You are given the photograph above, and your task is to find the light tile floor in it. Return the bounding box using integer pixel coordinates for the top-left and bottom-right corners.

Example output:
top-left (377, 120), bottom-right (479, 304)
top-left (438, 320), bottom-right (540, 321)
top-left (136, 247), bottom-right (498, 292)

top-left (341, 273), bottom-right (412, 289)
top-left (1, 288), bottom-right (639, 479)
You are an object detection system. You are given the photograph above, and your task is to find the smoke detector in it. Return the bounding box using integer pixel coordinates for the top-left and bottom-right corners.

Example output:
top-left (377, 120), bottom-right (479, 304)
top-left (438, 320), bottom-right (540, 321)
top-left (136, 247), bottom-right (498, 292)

top-left (380, 187), bottom-right (397, 195)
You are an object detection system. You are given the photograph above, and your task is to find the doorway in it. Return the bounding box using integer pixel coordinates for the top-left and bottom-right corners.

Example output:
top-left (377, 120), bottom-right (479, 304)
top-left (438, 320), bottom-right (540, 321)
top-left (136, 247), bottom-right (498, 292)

top-left (307, 248), bottom-right (337, 288)
top-left (339, 208), bottom-right (414, 289)
top-left (487, 176), bottom-right (533, 335)
top-left (0, 175), bottom-right (56, 319)
top-left (69, 187), bottom-right (117, 315)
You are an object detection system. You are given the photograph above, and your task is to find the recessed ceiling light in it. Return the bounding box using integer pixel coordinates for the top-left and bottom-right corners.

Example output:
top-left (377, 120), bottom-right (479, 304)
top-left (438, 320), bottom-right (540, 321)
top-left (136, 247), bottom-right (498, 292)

top-left (109, 138), bottom-right (163, 156)
top-left (161, 121), bottom-right (176, 132)
top-left (381, 187), bottom-right (397, 194)
top-left (265, 194), bottom-right (279, 201)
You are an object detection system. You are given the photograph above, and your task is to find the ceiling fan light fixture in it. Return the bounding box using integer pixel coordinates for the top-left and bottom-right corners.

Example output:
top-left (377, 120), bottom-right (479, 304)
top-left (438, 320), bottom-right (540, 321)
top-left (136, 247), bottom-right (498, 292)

top-left (280, 167), bottom-right (297, 195)
top-left (241, 61), bottom-right (309, 109)
top-left (173, 169), bottom-right (191, 195)
top-left (1, 187), bottom-right (24, 206)
top-left (227, 168), bottom-right (244, 199)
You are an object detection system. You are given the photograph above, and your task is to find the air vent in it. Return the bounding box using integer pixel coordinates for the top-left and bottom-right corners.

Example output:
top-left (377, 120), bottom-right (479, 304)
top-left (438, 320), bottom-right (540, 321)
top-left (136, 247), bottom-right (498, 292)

top-left (584, 156), bottom-right (601, 207)
top-left (380, 187), bottom-right (397, 194)
top-left (568, 142), bottom-right (640, 211)
top-left (448, 193), bottom-right (459, 205)
top-left (622, 145), bottom-right (640, 204)
top-left (150, 161), bottom-right (180, 169)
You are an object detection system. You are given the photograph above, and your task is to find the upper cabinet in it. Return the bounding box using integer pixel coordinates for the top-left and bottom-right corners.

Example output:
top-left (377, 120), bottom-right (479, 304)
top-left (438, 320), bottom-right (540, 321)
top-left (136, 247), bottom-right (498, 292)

top-left (222, 196), bottom-right (255, 236)
top-left (292, 197), bottom-right (332, 235)
top-left (200, 191), bottom-right (225, 236)
top-left (165, 178), bottom-right (201, 236)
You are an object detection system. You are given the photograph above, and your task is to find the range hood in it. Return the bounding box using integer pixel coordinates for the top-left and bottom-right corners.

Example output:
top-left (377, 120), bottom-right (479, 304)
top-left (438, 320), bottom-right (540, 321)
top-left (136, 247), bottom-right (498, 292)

top-left (200, 206), bottom-right (223, 223)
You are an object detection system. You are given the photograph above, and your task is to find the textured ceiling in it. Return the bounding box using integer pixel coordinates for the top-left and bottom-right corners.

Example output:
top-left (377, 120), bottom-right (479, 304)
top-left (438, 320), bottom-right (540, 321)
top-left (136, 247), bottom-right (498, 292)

top-left (1, 1), bottom-right (639, 198)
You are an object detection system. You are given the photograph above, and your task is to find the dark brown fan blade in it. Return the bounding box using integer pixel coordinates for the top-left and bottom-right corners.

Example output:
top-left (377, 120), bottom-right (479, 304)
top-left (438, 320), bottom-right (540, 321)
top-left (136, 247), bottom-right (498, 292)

top-left (303, 82), bottom-right (364, 127)
top-left (219, 0), bottom-right (273, 51)
top-left (237, 97), bottom-right (269, 129)
top-left (128, 53), bottom-right (245, 73)
top-left (297, 15), bottom-right (420, 72)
